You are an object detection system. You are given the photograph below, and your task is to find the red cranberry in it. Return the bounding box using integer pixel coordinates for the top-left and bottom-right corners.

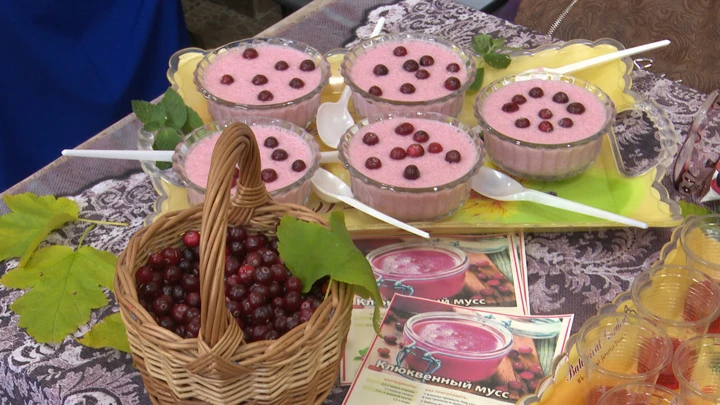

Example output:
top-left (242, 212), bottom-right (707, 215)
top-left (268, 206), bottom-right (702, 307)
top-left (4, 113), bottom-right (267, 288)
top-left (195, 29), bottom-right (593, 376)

top-left (264, 136), bottom-right (279, 148)
top-left (415, 69), bottom-right (430, 80)
top-left (419, 55), bottom-right (434, 66)
top-left (252, 74), bottom-right (268, 85)
top-left (291, 159), bottom-right (306, 172)
top-left (538, 121), bottom-right (554, 132)
top-left (403, 165), bottom-right (420, 180)
top-left (407, 144), bottom-right (425, 157)
top-left (552, 92), bottom-right (569, 103)
top-left (412, 130), bottom-right (429, 143)
top-left (395, 122), bottom-right (414, 135)
top-left (299, 59), bottom-right (316, 71)
top-left (373, 64), bottom-right (389, 76)
top-left (445, 150), bottom-right (461, 163)
top-left (182, 231), bottom-right (200, 248)
top-left (257, 90), bottom-right (274, 102)
top-left (261, 169), bottom-right (278, 182)
top-left (393, 46), bottom-right (408, 57)
top-left (365, 157), bottom-right (382, 169)
top-left (368, 86), bottom-right (383, 96)
top-left (220, 74), bottom-right (234, 85)
top-left (566, 102), bottom-right (585, 114)
top-left (428, 142), bottom-right (443, 153)
top-left (515, 118), bottom-right (531, 128)
top-left (502, 102), bottom-right (519, 113)
top-left (242, 48), bottom-right (259, 59)
top-left (271, 149), bottom-right (288, 161)
top-left (444, 77), bottom-right (461, 91)
top-left (558, 117), bottom-right (574, 128)
top-left (135, 266), bottom-right (153, 285)
top-left (512, 94), bottom-right (527, 104)
top-left (538, 108), bottom-right (553, 119)
top-left (446, 63), bottom-right (460, 72)
top-left (363, 132), bottom-right (379, 145)
top-left (402, 60), bottom-right (419, 72)
top-left (528, 87), bottom-right (544, 98)
top-left (400, 83), bottom-right (416, 94)
top-left (274, 60), bottom-right (289, 70)
top-left (289, 78), bottom-right (305, 89)
top-left (390, 147), bottom-right (407, 160)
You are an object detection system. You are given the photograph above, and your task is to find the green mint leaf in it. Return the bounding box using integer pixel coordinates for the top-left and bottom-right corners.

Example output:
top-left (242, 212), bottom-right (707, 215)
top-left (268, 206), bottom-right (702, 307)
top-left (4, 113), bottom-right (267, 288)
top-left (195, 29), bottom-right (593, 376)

top-left (182, 107), bottom-right (204, 135)
top-left (77, 312), bottom-right (130, 353)
top-left (468, 67), bottom-right (485, 93)
top-left (143, 122), bottom-right (163, 132)
top-left (0, 193), bottom-right (79, 265)
top-left (150, 102), bottom-right (167, 129)
top-left (132, 100), bottom-right (155, 125)
top-left (154, 127), bottom-right (182, 151)
top-left (277, 212), bottom-right (383, 334)
top-left (491, 37), bottom-right (506, 50)
top-left (160, 88), bottom-right (187, 130)
top-left (484, 52), bottom-right (512, 69)
top-left (472, 34), bottom-right (493, 55)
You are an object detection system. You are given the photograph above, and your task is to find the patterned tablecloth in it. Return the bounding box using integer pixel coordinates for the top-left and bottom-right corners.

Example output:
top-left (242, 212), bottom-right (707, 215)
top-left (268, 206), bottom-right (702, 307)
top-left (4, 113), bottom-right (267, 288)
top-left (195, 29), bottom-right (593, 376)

top-left (1, 0), bottom-right (718, 403)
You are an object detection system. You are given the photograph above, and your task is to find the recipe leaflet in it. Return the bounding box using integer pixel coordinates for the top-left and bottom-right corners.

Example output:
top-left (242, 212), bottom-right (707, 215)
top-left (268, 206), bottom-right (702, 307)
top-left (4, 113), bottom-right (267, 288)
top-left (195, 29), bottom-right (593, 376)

top-left (341, 233), bottom-right (530, 385)
top-left (342, 294), bottom-right (574, 405)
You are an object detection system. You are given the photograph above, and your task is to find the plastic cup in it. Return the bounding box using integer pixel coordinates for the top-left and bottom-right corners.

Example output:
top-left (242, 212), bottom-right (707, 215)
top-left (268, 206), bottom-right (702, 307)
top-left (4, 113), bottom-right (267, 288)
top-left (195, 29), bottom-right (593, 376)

top-left (680, 215), bottom-right (720, 333)
top-left (577, 313), bottom-right (674, 405)
top-left (597, 382), bottom-right (690, 405)
top-left (631, 265), bottom-right (720, 389)
top-left (672, 334), bottom-right (720, 405)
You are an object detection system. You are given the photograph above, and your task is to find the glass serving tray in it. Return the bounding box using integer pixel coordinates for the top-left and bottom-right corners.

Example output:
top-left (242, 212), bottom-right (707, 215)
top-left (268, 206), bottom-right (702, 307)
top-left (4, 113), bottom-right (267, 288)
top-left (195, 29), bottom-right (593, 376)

top-left (141, 39), bottom-right (683, 234)
top-left (516, 222), bottom-right (687, 405)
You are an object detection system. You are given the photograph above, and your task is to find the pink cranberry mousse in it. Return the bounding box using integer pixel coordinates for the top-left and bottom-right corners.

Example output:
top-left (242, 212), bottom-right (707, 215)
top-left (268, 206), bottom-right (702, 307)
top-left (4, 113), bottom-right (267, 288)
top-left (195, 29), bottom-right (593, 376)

top-left (338, 113), bottom-right (484, 222)
top-left (180, 124), bottom-right (317, 205)
top-left (342, 34), bottom-right (475, 118)
top-left (368, 242), bottom-right (469, 300)
top-left (475, 73), bottom-right (615, 180)
top-left (195, 38), bottom-right (328, 127)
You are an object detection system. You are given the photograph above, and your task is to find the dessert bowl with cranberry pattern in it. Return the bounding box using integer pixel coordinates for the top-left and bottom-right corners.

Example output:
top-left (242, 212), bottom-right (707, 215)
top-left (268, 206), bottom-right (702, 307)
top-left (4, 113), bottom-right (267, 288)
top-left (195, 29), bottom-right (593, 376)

top-left (194, 38), bottom-right (330, 128)
top-left (340, 33), bottom-right (476, 119)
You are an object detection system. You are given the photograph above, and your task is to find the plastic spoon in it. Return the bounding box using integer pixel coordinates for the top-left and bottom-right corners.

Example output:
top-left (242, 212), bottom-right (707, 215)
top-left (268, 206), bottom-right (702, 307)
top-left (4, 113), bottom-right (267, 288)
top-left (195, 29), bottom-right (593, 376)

top-left (471, 167), bottom-right (648, 229)
top-left (315, 17), bottom-right (386, 149)
top-left (311, 168), bottom-right (430, 238)
top-left (530, 39), bottom-right (670, 75)
top-left (61, 149), bottom-right (341, 164)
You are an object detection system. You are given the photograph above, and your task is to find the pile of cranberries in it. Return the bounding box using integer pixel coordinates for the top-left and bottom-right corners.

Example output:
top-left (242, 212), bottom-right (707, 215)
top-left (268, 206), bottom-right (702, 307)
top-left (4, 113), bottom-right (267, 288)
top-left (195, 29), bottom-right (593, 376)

top-left (134, 226), bottom-right (326, 342)
top-left (366, 46), bottom-right (462, 97)
top-left (501, 86), bottom-right (586, 133)
top-left (361, 121), bottom-right (463, 181)
top-left (218, 47), bottom-right (316, 103)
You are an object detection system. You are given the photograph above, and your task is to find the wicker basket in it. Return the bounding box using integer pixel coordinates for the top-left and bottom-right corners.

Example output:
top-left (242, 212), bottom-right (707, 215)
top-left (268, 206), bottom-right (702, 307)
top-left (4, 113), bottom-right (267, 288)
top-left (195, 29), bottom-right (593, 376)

top-left (115, 123), bottom-right (354, 404)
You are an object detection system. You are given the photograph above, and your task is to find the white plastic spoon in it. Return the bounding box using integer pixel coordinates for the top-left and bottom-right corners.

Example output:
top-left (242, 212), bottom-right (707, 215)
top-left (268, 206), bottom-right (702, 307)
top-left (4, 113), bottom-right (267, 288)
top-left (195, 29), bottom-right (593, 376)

top-left (311, 168), bottom-right (430, 238)
top-left (315, 17), bottom-right (386, 148)
top-left (61, 149), bottom-right (341, 164)
top-left (471, 167), bottom-right (648, 229)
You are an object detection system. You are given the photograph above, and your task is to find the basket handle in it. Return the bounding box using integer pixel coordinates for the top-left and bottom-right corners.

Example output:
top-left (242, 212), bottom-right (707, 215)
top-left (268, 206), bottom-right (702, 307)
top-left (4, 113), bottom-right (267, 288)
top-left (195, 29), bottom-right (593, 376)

top-left (188, 122), bottom-right (267, 376)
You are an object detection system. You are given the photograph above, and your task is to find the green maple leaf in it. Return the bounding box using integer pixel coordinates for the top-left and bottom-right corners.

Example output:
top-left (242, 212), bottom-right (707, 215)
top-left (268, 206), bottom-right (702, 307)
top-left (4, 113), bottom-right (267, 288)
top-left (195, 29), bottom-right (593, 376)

top-left (0, 193), bottom-right (79, 265)
top-left (78, 312), bottom-right (130, 353)
top-left (277, 212), bottom-right (383, 334)
top-left (0, 245), bottom-right (117, 343)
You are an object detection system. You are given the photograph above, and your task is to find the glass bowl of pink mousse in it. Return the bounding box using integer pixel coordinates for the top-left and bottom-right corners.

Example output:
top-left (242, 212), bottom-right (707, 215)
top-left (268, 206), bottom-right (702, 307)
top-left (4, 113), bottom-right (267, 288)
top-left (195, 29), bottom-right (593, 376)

top-left (340, 33), bottom-right (476, 119)
top-left (194, 37), bottom-right (330, 128)
top-left (173, 118), bottom-right (320, 206)
top-left (474, 72), bottom-right (616, 181)
top-left (337, 111), bottom-right (485, 222)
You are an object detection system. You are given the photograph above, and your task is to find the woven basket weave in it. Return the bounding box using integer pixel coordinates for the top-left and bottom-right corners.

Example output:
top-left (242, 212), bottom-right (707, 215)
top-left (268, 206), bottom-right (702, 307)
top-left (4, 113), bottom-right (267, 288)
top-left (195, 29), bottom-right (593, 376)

top-left (115, 123), bottom-right (353, 404)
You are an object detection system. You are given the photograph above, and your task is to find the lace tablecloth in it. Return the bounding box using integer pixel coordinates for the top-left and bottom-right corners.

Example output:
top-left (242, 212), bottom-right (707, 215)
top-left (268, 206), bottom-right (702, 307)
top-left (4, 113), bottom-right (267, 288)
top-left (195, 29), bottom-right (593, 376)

top-left (1, 0), bottom-right (718, 403)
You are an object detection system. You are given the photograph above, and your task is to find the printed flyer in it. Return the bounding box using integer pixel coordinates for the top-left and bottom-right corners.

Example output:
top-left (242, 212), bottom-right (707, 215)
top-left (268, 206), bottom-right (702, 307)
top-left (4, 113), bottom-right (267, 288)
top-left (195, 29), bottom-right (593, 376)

top-left (342, 234), bottom-right (529, 384)
top-left (343, 295), bottom-right (574, 405)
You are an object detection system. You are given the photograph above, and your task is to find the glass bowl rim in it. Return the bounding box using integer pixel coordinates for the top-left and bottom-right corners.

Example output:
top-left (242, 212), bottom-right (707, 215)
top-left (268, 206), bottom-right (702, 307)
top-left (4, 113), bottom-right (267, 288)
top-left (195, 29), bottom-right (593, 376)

top-left (366, 241), bottom-right (469, 281)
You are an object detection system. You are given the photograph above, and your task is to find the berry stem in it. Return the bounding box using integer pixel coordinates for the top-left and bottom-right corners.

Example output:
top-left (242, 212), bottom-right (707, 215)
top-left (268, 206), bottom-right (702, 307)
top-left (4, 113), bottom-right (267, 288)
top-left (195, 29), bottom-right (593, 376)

top-left (77, 218), bottom-right (129, 227)
top-left (77, 224), bottom-right (96, 249)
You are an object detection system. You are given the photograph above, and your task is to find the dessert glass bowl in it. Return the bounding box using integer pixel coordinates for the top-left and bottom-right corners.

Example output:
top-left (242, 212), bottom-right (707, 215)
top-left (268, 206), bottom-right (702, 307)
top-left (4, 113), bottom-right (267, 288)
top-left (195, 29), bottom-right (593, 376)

top-left (474, 71), bottom-right (616, 181)
top-left (340, 33), bottom-right (476, 118)
top-left (173, 117), bottom-right (320, 205)
top-left (194, 37), bottom-right (330, 128)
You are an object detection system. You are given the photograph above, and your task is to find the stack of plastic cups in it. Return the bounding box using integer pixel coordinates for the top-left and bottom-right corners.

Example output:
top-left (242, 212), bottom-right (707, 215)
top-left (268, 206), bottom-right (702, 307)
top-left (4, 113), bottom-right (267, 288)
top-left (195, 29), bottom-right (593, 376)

top-left (680, 214), bottom-right (720, 333)
top-left (596, 382), bottom-right (690, 405)
top-left (672, 335), bottom-right (720, 404)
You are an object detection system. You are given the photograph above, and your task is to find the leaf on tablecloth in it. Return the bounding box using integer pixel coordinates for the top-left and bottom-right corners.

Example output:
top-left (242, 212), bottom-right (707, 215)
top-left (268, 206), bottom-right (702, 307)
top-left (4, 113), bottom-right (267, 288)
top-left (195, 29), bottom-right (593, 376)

top-left (277, 212), bottom-right (383, 334)
top-left (0, 193), bottom-right (79, 265)
top-left (0, 245), bottom-right (117, 343)
top-left (78, 312), bottom-right (130, 353)
top-left (679, 200), bottom-right (713, 217)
